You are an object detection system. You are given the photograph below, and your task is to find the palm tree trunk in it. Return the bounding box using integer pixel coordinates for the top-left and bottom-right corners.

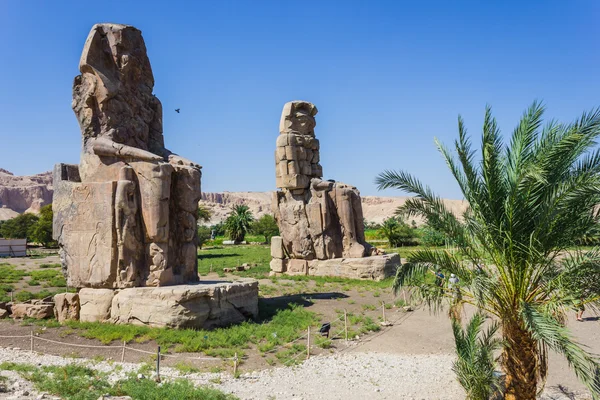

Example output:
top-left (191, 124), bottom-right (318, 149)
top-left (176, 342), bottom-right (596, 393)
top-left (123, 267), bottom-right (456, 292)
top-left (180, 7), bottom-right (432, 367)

top-left (502, 320), bottom-right (538, 400)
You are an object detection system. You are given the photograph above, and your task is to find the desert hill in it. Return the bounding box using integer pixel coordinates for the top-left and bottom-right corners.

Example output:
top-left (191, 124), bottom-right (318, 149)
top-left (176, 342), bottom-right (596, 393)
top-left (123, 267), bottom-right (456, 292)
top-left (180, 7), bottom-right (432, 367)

top-left (0, 169), bottom-right (53, 217)
top-left (0, 170), bottom-right (467, 224)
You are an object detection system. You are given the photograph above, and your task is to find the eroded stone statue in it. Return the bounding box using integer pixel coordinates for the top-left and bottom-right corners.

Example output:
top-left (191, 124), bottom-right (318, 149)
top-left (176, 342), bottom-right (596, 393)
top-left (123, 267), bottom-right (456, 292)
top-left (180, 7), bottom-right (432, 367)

top-left (53, 23), bottom-right (201, 288)
top-left (270, 101), bottom-right (396, 280)
top-left (272, 101), bottom-right (370, 262)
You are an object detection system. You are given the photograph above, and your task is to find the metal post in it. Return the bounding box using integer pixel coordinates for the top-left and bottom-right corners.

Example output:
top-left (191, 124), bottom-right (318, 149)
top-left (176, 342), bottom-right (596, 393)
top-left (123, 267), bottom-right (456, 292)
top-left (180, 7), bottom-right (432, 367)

top-left (306, 326), bottom-right (311, 359)
top-left (382, 302), bottom-right (386, 323)
top-left (156, 346), bottom-right (161, 382)
top-left (121, 341), bottom-right (126, 362)
top-left (30, 330), bottom-right (33, 353)
top-left (344, 310), bottom-right (348, 341)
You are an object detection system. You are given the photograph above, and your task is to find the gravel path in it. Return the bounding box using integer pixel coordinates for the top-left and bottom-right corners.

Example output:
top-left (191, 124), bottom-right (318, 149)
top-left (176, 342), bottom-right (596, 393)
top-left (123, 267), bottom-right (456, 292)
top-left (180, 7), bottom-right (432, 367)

top-left (0, 347), bottom-right (591, 399)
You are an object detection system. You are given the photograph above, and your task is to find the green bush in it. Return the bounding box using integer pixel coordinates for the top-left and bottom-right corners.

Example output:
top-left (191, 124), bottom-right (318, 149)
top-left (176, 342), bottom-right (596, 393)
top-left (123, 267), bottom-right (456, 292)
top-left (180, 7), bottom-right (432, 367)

top-left (0, 213), bottom-right (39, 240)
top-left (251, 214), bottom-right (279, 244)
top-left (197, 226), bottom-right (211, 249)
top-left (378, 217), bottom-right (418, 247)
top-left (421, 226), bottom-right (447, 247)
top-left (29, 205), bottom-right (57, 247)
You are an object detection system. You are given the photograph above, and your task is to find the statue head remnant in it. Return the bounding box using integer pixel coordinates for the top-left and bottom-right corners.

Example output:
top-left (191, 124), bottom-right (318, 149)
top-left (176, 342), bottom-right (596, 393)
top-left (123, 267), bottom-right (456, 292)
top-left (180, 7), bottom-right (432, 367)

top-left (275, 101), bottom-right (322, 192)
top-left (271, 101), bottom-right (377, 277)
top-left (53, 23), bottom-right (202, 289)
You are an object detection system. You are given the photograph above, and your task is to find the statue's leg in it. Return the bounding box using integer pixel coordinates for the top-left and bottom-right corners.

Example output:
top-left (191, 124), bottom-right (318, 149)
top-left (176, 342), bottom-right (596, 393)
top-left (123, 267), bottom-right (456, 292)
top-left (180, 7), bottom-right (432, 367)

top-left (170, 165), bottom-right (201, 283)
top-left (132, 162), bottom-right (173, 286)
top-left (334, 186), bottom-right (366, 258)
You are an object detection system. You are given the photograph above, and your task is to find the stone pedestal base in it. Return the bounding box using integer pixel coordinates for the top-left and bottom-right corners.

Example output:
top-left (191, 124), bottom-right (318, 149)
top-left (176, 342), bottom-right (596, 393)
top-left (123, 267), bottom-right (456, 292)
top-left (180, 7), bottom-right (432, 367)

top-left (270, 254), bottom-right (399, 281)
top-left (78, 279), bottom-right (258, 329)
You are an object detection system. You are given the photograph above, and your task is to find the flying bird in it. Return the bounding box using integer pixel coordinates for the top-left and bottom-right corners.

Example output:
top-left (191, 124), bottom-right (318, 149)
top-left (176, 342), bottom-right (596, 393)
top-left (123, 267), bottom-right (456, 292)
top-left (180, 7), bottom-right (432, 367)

top-left (175, 108), bottom-right (180, 113)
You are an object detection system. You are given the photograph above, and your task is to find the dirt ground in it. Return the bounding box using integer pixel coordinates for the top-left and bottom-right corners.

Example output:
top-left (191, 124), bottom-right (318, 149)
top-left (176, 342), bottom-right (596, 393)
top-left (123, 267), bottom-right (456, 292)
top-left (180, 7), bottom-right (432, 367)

top-left (1, 253), bottom-right (599, 397)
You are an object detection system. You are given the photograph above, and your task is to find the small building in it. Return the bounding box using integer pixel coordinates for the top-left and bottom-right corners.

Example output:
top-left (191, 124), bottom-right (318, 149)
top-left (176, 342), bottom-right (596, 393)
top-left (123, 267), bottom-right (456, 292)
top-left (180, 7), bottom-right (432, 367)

top-left (0, 238), bottom-right (27, 257)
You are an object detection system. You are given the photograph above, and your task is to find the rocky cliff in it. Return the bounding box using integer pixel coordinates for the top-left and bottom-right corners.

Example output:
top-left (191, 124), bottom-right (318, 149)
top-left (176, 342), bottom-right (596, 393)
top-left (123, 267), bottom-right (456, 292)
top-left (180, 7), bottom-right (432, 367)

top-left (0, 170), bottom-right (468, 224)
top-left (0, 169), bottom-right (53, 218)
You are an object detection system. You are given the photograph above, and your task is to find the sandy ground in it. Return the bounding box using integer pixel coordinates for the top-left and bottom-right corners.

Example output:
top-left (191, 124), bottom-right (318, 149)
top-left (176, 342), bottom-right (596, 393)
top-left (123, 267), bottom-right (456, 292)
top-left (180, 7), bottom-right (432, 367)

top-left (0, 307), bottom-right (597, 399)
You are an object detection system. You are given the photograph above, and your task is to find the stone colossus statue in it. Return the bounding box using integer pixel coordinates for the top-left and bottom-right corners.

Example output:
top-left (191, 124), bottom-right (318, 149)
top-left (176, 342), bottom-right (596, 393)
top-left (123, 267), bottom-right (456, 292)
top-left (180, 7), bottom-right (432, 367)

top-left (272, 101), bottom-right (369, 262)
top-left (53, 24), bottom-right (201, 288)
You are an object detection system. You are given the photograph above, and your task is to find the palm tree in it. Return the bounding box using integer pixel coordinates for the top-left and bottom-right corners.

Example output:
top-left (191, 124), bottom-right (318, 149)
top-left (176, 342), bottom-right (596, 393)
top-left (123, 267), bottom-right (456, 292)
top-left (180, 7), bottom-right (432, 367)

top-left (197, 204), bottom-right (213, 223)
top-left (224, 205), bottom-right (254, 243)
top-left (452, 313), bottom-right (502, 400)
top-left (375, 102), bottom-right (600, 400)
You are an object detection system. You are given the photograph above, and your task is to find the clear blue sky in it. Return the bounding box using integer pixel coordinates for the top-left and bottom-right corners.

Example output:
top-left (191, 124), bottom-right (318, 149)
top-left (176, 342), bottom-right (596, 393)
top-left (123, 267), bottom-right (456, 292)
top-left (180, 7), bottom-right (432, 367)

top-left (1, 1), bottom-right (599, 199)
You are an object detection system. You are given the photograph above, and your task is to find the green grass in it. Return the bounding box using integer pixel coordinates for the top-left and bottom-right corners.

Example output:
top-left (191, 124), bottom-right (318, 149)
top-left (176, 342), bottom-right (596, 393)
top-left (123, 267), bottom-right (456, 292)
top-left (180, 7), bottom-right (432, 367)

top-left (198, 245), bottom-right (270, 278)
top-left (0, 362), bottom-right (237, 400)
top-left (39, 263), bottom-right (61, 269)
top-left (39, 302), bottom-right (319, 360)
top-left (29, 269), bottom-right (66, 287)
top-left (0, 263), bottom-right (27, 284)
top-left (284, 274), bottom-right (395, 292)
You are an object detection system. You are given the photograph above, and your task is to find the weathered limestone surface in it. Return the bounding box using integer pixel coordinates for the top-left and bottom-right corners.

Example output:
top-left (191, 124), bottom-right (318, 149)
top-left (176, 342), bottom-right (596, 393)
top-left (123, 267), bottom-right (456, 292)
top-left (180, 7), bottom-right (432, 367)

top-left (272, 101), bottom-right (370, 261)
top-left (308, 254), bottom-right (400, 281)
top-left (53, 23), bottom-right (202, 289)
top-left (54, 293), bottom-right (80, 323)
top-left (110, 279), bottom-right (259, 328)
top-left (271, 102), bottom-right (397, 280)
top-left (11, 302), bottom-right (54, 320)
top-left (79, 288), bottom-right (114, 322)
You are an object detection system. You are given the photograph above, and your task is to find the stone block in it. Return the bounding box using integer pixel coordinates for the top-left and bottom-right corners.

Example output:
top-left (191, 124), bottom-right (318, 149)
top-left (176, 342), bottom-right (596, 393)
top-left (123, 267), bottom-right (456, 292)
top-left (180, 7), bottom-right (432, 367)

top-left (288, 161), bottom-right (299, 174)
top-left (276, 134), bottom-right (289, 147)
top-left (54, 293), bottom-right (80, 323)
top-left (285, 146), bottom-right (296, 160)
top-left (53, 181), bottom-right (117, 288)
top-left (307, 254), bottom-right (400, 281)
top-left (270, 236), bottom-right (284, 259)
top-left (276, 174), bottom-right (309, 190)
top-left (287, 259), bottom-right (308, 276)
top-left (79, 288), bottom-right (115, 322)
top-left (11, 303), bottom-right (54, 320)
top-left (288, 134), bottom-right (305, 146)
top-left (270, 258), bottom-right (287, 273)
top-left (110, 279), bottom-right (259, 329)
top-left (276, 147), bottom-right (286, 161)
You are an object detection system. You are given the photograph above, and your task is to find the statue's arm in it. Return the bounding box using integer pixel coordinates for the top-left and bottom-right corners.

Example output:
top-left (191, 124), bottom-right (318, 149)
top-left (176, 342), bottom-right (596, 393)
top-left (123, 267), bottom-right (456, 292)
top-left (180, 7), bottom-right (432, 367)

top-left (163, 148), bottom-right (202, 170)
top-left (91, 137), bottom-right (163, 161)
top-left (311, 178), bottom-right (334, 191)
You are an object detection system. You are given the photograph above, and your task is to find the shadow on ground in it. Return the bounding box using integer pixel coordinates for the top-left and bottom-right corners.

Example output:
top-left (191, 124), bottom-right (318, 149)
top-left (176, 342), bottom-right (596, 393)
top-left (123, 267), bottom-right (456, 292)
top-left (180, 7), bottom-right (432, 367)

top-left (258, 292), bottom-right (348, 321)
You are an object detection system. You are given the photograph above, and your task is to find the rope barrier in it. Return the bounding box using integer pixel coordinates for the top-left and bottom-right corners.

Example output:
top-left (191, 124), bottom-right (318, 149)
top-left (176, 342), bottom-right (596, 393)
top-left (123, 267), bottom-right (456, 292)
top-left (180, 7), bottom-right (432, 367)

top-left (34, 336), bottom-right (123, 349)
top-left (0, 304), bottom-right (416, 373)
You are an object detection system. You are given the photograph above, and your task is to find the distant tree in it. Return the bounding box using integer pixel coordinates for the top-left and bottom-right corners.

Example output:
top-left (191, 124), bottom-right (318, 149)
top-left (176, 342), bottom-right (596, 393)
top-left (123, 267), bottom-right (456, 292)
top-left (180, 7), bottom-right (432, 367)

top-left (364, 220), bottom-right (382, 230)
top-left (378, 217), bottom-right (417, 247)
top-left (0, 213), bottom-right (39, 240)
top-left (421, 225), bottom-right (447, 247)
top-left (29, 205), bottom-right (56, 248)
top-left (197, 225), bottom-right (211, 249)
top-left (224, 205), bottom-right (254, 243)
top-left (252, 215), bottom-right (279, 244)
top-left (197, 204), bottom-right (212, 223)
top-left (210, 222), bottom-right (225, 237)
